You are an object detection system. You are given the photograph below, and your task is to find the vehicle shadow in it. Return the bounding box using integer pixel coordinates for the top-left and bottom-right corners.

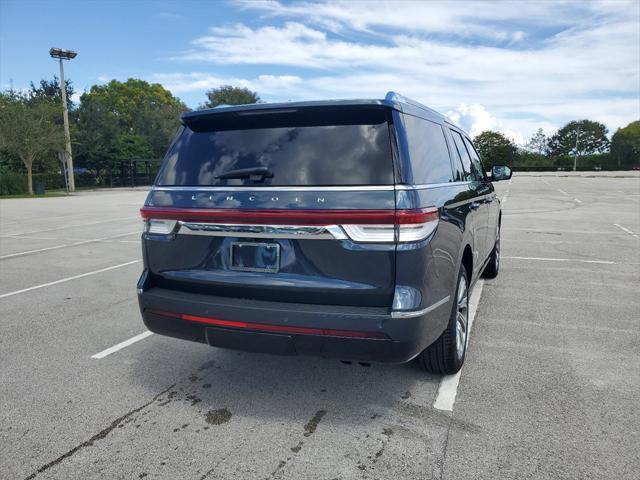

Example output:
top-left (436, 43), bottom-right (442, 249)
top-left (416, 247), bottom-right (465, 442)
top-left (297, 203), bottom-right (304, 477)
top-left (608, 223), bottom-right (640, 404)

top-left (125, 337), bottom-right (441, 426)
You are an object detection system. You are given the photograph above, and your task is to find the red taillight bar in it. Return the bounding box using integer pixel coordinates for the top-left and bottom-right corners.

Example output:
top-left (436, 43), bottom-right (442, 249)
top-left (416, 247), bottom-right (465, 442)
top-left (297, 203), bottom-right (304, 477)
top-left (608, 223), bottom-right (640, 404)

top-left (146, 309), bottom-right (389, 339)
top-left (140, 206), bottom-right (437, 225)
top-left (395, 208), bottom-right (439, 225)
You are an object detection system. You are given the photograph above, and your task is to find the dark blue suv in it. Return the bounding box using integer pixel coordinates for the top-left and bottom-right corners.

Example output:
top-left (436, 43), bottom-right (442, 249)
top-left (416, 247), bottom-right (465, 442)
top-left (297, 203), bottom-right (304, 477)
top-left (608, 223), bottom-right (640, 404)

top-left (137, 92), bottom-right (511, 374)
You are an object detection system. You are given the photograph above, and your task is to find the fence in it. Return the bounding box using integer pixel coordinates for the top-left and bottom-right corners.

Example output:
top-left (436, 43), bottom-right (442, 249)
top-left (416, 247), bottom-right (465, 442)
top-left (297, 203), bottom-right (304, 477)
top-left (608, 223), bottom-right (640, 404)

top-left (0, 158), bottom-right (162, 195)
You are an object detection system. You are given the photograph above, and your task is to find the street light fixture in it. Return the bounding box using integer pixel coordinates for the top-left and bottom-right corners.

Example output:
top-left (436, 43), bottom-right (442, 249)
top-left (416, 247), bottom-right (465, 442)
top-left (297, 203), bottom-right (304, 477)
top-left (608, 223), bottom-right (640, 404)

top-left (49, 47), bottom-right (77, 192)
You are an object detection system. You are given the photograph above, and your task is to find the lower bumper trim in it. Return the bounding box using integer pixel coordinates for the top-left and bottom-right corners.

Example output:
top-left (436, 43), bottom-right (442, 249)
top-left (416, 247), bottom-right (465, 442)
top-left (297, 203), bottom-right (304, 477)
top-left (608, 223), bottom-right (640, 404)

top-left (146, 309), bottom-right (389, 340)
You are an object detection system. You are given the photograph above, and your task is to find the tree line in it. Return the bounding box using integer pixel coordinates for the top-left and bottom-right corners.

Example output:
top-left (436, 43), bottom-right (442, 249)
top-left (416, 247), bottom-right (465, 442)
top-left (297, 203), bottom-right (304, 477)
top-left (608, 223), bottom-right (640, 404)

top-left (0, 78), bottom-right (637, 195)
top-left (0, 79), bottom-right (259, 194)
top-left (474, 120), bottom-right (639, 171)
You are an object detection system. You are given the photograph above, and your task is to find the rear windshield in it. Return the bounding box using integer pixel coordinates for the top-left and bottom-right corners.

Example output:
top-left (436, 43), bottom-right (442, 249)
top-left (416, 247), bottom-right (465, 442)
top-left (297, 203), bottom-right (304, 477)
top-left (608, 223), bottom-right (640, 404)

top-left (155, 108), bottom-right (394, 186)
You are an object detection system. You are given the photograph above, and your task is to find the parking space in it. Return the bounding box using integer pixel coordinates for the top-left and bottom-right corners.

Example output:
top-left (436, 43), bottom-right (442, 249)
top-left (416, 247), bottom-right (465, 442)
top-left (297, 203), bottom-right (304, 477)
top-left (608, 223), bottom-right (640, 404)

top-left (1, 175), bottom-right (639, 479)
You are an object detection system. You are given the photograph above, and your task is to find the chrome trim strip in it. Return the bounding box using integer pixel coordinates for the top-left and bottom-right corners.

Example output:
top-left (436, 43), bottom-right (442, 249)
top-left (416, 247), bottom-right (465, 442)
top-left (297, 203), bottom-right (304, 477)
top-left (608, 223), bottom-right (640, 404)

top-left (151, 185), bottom-right (395, 192)
top-left (178, 222), bottom-right (347, 240)
top-left (390, 295), bottom-right (450, 319)
top-left (151, 182), bottom-right (471, 193)
top-left (395, 181), bottom-right (470, 191)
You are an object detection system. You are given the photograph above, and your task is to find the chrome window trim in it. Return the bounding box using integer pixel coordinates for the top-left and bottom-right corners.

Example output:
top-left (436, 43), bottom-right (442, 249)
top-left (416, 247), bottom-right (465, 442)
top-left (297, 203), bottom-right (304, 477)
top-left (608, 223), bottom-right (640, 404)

top-left (395, 181), bottom-right (470, 191)
top-left (151, 185), bottom-right (395, 192)
top-left (390, 295), bottom-right (450, 319)
top-left (151, 181), bottom-right (470, 193)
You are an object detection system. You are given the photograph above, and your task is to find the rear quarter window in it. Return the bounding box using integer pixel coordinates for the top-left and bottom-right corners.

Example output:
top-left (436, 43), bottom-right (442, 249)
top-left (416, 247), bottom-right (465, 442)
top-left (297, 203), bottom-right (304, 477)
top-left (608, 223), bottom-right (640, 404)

top-left (450, 129), bottom-right (482, 182)
top-left (401, 114), bottom-right (453, 185)
top-left (463, 137), bottom-right (487, 181)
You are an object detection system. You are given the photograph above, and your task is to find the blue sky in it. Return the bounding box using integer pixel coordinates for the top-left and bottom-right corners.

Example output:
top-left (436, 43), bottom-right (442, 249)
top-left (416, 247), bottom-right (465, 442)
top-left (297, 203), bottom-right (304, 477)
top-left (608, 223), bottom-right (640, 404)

top-left (1, 0), bottom-right (638, 143)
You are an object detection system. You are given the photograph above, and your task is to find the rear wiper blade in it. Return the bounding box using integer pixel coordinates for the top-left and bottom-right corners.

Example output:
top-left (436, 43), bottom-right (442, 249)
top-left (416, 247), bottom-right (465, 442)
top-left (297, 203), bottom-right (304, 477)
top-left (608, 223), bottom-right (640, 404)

top-left (215, 167), bottom-right (274, 181)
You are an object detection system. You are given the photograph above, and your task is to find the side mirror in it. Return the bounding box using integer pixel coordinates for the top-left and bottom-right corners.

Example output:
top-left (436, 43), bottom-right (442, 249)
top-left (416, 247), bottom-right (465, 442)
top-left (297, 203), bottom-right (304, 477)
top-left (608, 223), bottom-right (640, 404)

top-left (491, 165), bottom-right (512, 181)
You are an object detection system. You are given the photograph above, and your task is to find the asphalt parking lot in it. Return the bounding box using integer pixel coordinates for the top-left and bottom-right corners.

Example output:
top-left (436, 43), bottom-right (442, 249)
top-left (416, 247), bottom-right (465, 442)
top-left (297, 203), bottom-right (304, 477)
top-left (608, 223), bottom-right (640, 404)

top-left (1, 173), bottom-right (639, 480)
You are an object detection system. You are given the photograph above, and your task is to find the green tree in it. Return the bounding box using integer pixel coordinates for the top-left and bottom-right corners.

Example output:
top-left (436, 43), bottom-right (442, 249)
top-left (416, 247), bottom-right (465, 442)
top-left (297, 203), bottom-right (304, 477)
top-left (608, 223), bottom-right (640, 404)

top-left (29, 76), bottom-right (76, 174)
top-left (200, 85), bottom-right (260, 109)
top-left (526, 128), bottom-right (548, 155)
top-left (30, 76), bottom-right (75, 109)
top-left (0, 91), bottom-right (64, 194)
top-left (473, 131), bottom-right (517, 168)
top-left (610, 121), bottom-right (640, 169)
top-left (547, 120), bottom-right (609, 161)
top-left (75, 78), bottom-right (187, 180)
top-left (513, 149), bottom-right (553, 169)
top-left (112, 134), bottom-right (154, 160)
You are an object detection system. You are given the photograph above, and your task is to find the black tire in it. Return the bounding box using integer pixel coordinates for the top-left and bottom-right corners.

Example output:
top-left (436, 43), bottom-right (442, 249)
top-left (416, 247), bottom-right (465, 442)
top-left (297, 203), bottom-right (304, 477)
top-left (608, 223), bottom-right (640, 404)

top-left (417, 266), bottom-right (469, 374)
top-left (482, 223), bottom-right (500, 279)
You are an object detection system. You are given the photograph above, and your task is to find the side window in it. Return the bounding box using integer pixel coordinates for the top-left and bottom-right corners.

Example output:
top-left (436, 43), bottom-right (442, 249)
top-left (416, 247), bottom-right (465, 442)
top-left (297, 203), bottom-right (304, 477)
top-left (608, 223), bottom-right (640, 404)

top-left (450, 130), bottom-right (474, 181)
top-left (464, 137), bottom-right (487, 181)
top-left (402, 114), bottom-right (453, 184)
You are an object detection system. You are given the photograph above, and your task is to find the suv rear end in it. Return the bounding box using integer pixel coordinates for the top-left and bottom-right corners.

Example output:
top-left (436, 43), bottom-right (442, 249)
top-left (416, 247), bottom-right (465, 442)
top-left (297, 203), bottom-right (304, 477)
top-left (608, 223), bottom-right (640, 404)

top-left (137, 97), bottom-right (455, 364)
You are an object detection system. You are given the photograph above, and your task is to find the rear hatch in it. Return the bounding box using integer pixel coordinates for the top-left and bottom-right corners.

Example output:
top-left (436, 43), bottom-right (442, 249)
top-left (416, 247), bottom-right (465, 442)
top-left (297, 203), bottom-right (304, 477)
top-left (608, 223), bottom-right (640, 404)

top-left (142, 105), bottom-right (398, 307)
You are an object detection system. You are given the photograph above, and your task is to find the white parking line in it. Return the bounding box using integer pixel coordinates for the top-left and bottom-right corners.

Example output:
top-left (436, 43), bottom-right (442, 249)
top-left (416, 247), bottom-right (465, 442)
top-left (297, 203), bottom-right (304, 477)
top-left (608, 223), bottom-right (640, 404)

top-left (433, 280), bottom-right (484, 412)
top-left (5, 216), bottom-right (136, 236)
top-left (505, 228), bottom-right (621, 235)
top-left (0, 234), bottom-right (59, 240)
top-left (0, 231), bottom-right (139, 260)
top-left (0, 243), bottom-right (73, 258)
top-left (558, 189), bottom-right (570, 196)
top-left (613, 223), bottom-right (640, 239)
top-left (0, 260), bottom-right (140, 299)
top-left (91, 331), bottom-right (154, 359)
top-left (502, 256), bottom-right (617, 265)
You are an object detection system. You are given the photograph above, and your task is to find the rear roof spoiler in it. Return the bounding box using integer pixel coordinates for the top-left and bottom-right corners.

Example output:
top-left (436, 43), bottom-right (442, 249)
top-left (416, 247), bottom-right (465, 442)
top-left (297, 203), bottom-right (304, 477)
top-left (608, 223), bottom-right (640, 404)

top-left (181, 92), bottom-right (462, 132)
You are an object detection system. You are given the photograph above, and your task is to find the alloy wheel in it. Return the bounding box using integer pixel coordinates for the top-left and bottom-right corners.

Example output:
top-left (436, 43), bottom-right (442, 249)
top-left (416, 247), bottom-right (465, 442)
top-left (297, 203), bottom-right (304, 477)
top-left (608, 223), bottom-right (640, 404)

top-left (455, 274), bottom-right (469, 359)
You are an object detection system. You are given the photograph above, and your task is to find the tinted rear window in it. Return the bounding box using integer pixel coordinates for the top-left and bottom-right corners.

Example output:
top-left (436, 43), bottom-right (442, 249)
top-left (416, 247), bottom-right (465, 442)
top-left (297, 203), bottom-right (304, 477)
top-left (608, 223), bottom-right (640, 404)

top-left (155, 108), bottom-right (393, 186)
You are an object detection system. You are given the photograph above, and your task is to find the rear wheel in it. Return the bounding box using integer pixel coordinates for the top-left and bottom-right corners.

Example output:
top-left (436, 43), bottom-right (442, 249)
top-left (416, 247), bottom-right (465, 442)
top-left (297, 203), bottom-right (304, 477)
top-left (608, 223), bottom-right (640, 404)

top-left (417, 266), bottom-right (469, 374)
top-left (482, 223), bottom-right (500, 279)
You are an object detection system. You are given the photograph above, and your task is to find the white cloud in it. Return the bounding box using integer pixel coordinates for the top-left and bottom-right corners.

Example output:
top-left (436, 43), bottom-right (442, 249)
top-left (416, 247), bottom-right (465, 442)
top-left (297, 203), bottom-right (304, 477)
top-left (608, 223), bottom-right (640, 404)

top-left (236, 0), bottom-right (581, 41)
top-left (447, 104), bottom-right (519, 142)
top-left (157, 1), bottom-right (639, 140)
top-left (150, 72), bottom-right (303, 95)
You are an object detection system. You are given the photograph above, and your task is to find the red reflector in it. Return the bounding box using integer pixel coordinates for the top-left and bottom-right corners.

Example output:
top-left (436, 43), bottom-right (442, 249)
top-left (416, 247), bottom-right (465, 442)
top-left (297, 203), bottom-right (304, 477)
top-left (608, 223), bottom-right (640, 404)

top-left (140, 206), bottom-right (437, 226)
top-left (146, 309), bottom-right (388, 340)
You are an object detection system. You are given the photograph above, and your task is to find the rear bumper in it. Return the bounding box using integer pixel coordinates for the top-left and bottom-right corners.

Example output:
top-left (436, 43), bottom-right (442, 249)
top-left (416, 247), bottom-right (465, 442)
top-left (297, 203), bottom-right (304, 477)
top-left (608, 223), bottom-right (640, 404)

top-left (138, 286), bottom-right (448, 364)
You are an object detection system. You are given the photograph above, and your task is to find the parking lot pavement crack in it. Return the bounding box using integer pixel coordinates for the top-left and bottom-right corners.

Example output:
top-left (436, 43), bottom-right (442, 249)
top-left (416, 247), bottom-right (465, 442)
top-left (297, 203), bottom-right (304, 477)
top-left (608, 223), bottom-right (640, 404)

top-left (267, 410), bottom-right (328, 478)
top-left (303, 409), bottom-right (327, 437)
top-left (431, 416), bottom-right (453, 480)
top-left (23, 383), bottom-right (176, 480)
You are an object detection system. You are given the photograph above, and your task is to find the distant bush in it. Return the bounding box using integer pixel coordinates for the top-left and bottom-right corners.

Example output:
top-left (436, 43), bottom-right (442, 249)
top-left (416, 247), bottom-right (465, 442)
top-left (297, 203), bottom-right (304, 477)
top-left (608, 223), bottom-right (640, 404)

top-left (31, 172), bottom-right (66, 190)
top-left (0, 168), bottom-right (28, 195)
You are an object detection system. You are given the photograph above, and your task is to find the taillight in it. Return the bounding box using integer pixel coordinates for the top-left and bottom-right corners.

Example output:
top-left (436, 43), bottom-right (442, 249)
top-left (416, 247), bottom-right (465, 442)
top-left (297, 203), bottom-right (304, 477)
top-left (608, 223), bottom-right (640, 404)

top-left (140, 207), bottom-right (438, 243)
top-left (143, 219), bottom-right (177, 234)
top-left (340, 208), bottom-right (439, 243)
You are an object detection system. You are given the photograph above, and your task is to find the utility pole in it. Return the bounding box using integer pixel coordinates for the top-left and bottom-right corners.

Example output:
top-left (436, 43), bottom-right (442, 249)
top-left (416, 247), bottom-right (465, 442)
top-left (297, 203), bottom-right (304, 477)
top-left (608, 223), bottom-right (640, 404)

top-left (573, 125), bottom-right (580, 172)
top-left (49, 48), bottom-right (77, 192)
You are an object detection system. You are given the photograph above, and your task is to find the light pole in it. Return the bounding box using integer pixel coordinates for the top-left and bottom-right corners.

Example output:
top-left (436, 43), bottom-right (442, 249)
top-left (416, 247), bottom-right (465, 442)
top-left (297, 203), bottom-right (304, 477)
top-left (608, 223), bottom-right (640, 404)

top-left (573, 125), bottom-right (581, 172)
top-left (49, 47), bottom-right (77, 192)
